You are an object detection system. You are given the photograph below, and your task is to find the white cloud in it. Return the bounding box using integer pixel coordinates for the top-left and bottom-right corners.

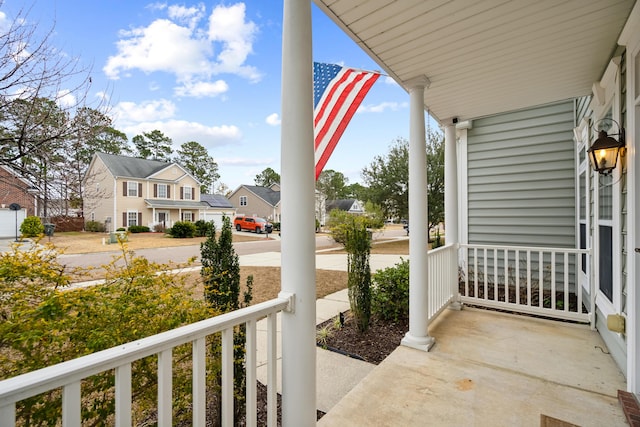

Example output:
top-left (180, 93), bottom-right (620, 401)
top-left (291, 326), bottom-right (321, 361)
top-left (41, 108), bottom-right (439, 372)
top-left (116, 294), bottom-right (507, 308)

top-left (174, 79), bottom-right (228, 98)
top-left (208, 3), bottom-right (260, 82)
top-left (103, 3), bottom-right (261, 90)
top-left (123, 120), bottom-right (242, 147)
top-left (111, 99), bottom-right (177, 124)
top-left (56, 89), bottom-right (76, 107)
top-left (357, 101), bottom-right (407, 113)
top-left (103, 19), bottom-right (212, 80)
top-left (218, 157), bottom-right (273, 166)
top-left (265, 113), bottom-right (280, 126)
top-left (384, 76), bottom-right (399, 85)
top-left (168, 3), bottom-right (205, 28)
top-left (95, 91), bottom-right (110, 102)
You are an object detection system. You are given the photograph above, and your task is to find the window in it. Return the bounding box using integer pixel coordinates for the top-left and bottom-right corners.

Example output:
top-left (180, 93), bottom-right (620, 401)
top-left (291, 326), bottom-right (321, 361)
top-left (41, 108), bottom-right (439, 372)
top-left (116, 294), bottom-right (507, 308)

top-left (157, 184), bottom-right (169, 198)
top-left (182, 186), bottom-right (193, 200)
top-left (127, 181), bottom-right (138, 197)
top-left (183, 212), bottom-right (193, 222)
top-left (240, 196), bottom-right (247, 206)
top-left (128, 211), bottom-right (138, 227)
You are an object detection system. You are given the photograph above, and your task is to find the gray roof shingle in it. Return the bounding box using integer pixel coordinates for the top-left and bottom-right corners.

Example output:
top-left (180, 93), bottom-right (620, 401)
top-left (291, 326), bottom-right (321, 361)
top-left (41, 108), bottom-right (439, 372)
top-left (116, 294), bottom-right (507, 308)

top-left (96, 152), bottom-right (173, 179)
top-left (244, 185), bottom-right (281, 206)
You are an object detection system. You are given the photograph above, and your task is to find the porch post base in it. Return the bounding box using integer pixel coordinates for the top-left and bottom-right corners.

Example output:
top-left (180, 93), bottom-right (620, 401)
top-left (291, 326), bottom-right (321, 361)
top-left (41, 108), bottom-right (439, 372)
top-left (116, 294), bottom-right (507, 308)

top-left (449, 301), bottom-right (463, 311)
top-left (401, 332), bottom-right (435, 352)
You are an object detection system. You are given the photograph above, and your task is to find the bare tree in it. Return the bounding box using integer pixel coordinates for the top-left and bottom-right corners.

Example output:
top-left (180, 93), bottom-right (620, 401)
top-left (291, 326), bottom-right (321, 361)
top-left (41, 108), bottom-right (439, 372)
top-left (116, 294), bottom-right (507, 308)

top-left (0, 1), bottom-right (94, 175)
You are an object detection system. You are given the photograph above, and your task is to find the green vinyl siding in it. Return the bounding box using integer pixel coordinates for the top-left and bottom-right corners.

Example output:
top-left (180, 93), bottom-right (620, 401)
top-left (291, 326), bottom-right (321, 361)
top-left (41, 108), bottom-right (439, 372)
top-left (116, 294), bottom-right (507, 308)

top-left (467, 101), bottom-right (576, 247)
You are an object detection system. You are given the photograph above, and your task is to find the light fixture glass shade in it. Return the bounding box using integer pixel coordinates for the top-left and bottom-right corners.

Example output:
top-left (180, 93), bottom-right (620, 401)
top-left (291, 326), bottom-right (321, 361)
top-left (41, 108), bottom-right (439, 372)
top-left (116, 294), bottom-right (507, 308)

top-left (587, 130), bottom-right (624, 174)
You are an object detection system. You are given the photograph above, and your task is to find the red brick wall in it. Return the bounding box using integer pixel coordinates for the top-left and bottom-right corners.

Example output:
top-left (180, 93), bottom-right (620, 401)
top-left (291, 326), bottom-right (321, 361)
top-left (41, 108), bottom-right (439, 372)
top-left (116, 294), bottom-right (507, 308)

top-left (0, 168), bottom-right (36, 216)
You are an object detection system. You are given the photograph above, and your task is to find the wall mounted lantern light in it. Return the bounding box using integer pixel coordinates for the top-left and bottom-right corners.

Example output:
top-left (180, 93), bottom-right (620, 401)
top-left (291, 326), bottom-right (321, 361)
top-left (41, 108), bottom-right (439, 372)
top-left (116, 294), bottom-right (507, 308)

top-left (587, 119), bottom-right (626, 175)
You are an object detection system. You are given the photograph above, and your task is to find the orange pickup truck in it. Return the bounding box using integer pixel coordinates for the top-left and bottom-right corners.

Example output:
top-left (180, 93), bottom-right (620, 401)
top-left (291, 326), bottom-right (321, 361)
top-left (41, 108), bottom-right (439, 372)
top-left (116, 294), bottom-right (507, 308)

top-left (233, 216), bottom-right (273, 234)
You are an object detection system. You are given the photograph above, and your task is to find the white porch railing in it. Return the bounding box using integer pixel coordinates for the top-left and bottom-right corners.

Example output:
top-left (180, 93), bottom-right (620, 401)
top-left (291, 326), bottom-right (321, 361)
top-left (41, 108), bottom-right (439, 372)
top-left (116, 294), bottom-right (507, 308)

top-left (0, 295), bottom-right (292, 427)
top-left (459, 244), bottom-right (592, 323)
top-left (427, 243), bottom-right (458, 321)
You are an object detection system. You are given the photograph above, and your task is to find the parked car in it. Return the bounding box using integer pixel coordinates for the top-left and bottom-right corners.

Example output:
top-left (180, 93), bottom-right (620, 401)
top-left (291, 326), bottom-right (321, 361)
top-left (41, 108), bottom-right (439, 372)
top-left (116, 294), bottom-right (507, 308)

top-left (234, 216), bottom-right (273, 234)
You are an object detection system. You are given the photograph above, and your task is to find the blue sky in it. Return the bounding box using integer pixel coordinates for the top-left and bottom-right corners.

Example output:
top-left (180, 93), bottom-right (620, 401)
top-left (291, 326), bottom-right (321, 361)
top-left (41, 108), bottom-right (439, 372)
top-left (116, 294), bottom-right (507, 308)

top-left (3, 1), bottom-right (429, 192)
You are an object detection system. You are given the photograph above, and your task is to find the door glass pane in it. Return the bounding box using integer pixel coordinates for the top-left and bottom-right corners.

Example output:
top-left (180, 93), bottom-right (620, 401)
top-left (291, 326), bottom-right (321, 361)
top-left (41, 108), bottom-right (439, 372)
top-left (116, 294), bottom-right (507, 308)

top-left (599, 225), bottom-right (613, 301)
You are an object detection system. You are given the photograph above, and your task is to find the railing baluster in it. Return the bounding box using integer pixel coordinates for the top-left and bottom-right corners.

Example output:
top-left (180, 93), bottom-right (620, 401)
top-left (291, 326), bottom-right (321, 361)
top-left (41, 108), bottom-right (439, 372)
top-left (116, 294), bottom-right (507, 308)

top-left (246, 319), bottom-right (257, 427)
top-left (115, 363), bottom-right (132, 427)
top-left (551, 251), bottom-right (556, 310)
top-left (474, 247), bottom-right (478, 298)
top-left (515, 249), bottom-right (520, 305)
top-left (267, 313), bottom-right (278, 427)
top-left (192, 338), bottom-right (206, 427)
top-left (221, 328), bottom-right (234, 427)
top-left (504, 249), bottom-right (509, 303)
top-left (483, 249), bottom-right (488, 300)
top-left (538, 251), bottom-right (543, 308)
top-left (158, 349), bottom-right (173, 427)
top-left (564, 254), bottom-right (569, 312)
top-left (62, 381), bottom-right (81, 427)
top-left (493, 248), bottom-right (498, 302)
top-left (0, 404), bottom-right (15, 427)
top-left (527, 250), bottom-right (532, 306)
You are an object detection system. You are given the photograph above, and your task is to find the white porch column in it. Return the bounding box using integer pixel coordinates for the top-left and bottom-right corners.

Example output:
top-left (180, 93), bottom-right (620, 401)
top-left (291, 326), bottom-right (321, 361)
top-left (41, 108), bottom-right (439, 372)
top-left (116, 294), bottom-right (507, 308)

top-left (279, 0), bottom-right (316, 426)
top-left (401, 76), bottom-right (434, 352)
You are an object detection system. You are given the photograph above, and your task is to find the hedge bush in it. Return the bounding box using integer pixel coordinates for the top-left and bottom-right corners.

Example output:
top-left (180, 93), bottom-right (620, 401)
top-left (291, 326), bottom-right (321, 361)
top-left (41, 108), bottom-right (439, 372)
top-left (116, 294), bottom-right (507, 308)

top-left (371, 259), bottom-right (410, 322)
top-left (85, 221), bottom-right (106, 232)
top-left (169, 221), bottom-right (196, 238)
top-left (195, 220), bottom-right (214, 237)
top-left (20, 216), bottom-right (44, 237)
top-left (128, 225), bottom-right (150, 233)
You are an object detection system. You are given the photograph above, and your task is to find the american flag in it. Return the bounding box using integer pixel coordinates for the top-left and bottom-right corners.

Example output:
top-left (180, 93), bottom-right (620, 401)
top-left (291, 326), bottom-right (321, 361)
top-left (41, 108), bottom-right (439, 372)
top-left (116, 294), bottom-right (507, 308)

top-left (313, 62), bottom-right (380, 180)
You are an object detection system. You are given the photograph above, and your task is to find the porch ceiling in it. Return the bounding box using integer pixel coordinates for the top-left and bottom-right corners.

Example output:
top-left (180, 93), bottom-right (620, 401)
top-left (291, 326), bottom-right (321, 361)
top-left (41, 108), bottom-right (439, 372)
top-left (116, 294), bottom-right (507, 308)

top-left (314, 0), bottom-right (636, 123)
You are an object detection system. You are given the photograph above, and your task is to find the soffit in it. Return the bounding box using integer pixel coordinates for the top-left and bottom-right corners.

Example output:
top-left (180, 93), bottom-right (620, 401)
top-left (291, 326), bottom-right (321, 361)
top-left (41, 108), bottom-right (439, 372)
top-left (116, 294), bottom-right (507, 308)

top-left (314, 0), bottom-right (636, 123)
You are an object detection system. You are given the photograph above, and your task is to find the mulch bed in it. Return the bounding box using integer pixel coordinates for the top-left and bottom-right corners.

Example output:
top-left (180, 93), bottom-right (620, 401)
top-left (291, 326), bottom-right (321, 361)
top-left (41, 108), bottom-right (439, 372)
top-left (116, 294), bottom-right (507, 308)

top-left (316, 311), bottom-right (409, 365)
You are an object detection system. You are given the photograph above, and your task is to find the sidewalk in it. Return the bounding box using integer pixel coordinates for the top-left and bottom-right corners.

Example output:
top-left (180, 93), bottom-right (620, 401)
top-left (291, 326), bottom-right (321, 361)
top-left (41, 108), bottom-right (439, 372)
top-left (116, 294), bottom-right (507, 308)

top-left (240, 251), bottom-right (406, 413)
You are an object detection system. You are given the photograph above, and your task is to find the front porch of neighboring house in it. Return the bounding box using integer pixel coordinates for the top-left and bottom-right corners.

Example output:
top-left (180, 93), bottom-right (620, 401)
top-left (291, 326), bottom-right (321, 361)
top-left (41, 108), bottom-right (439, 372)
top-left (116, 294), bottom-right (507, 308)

top-left (2, 1), bottom-right (640, 426)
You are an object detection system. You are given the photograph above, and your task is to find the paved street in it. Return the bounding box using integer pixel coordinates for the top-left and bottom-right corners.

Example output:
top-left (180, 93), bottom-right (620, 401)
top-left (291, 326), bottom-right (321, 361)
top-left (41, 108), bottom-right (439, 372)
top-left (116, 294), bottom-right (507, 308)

top-left (0, 227), bottom-right (407, 270)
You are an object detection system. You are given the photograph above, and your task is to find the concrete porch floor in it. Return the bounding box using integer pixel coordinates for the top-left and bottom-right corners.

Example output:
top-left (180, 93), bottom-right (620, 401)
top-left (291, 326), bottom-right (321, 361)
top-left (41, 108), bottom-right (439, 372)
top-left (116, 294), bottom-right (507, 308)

top-left (318, 307), bottom-right (627, 427)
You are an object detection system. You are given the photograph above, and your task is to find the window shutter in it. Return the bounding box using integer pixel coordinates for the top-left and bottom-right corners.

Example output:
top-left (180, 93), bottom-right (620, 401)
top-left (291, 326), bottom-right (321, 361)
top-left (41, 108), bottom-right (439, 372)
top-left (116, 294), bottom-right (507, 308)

top-left (122, 212), bottom-right (126, 227)
top-left (192, 189), bottom-right (195, 200)
top-left (181, 212), bottom-right (184, 221)
top-left (154, 184), bottom-right (157, 197)
top-left (138, 183), bottom-right (142, 197)
top-left (180, 187), bottom-right (184, 200)
top-left (138, 212), bottom-right (142, 225)
top-left (167, 186), bottom-right (171, 198)
top-left (123, 182), bottom-right (127, 196)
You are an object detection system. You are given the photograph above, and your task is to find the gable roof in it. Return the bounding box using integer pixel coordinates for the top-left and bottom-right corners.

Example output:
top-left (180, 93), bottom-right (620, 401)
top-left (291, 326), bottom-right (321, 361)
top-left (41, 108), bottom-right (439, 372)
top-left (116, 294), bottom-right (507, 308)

top-left (96, 152), bottom-right (169, 178)
top-left (235, 185), bottom-right (281, 207)
top-left (326, 199), bottom-right (362, 212)
top-left (94, 152), bottom-right (198, 182)
top-left (201, 194), bottom-right (234, 209)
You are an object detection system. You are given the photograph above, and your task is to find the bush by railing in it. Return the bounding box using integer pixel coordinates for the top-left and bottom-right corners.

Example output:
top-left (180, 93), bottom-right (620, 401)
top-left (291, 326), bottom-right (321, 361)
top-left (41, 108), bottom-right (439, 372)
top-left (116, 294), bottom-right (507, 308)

top-left (371, 259), bottom-right (409, 322)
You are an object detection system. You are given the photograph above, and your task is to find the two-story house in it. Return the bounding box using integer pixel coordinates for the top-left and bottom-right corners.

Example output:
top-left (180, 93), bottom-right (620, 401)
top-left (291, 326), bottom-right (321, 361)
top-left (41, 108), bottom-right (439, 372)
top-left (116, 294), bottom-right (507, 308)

top-left (83, 153), bottom-right (204, 231)
top-left (229, 184), bottom-right (281, 221)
